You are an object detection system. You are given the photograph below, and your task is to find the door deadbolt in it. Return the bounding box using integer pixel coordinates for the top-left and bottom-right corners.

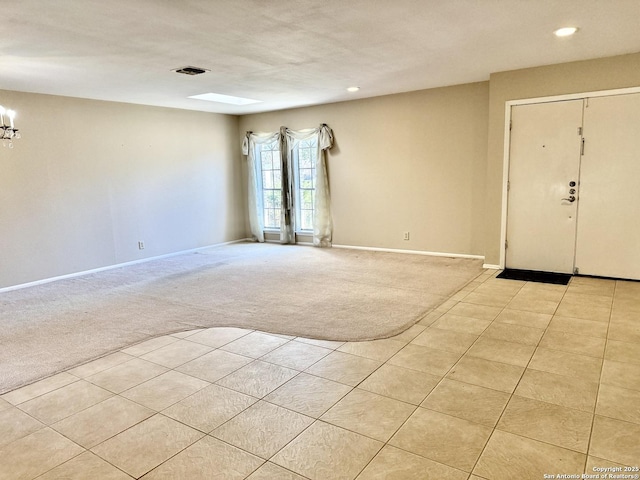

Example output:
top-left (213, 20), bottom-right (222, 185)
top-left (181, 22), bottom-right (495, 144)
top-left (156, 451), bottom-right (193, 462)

top-left (569, 181), bottom-right (576, 187)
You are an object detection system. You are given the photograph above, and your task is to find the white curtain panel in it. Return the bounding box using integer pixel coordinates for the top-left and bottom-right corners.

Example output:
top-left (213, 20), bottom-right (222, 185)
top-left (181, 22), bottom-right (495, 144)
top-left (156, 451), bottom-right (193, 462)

top-left (243, 125), bottom-right (334, 247)
top-left (244, 131), bottom-right (280, 243)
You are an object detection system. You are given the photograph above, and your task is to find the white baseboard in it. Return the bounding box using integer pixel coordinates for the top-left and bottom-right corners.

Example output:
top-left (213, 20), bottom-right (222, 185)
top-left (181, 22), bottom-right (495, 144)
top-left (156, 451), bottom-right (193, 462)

top-left (332, 244), bottom-right (484, 261)
top-left (482, 264), bottom-right (502, 270)
top-left (0, 238), bottom-right (251, 294)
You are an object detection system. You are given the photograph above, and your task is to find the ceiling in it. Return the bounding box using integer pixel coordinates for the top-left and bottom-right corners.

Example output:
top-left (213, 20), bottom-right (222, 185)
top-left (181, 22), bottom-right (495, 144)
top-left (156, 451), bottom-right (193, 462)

top-left (3, 0), bottom-right (640, 115)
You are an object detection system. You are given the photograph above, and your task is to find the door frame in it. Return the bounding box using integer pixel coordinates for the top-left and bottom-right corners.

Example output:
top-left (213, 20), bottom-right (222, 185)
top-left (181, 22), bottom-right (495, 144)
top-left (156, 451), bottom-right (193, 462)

top-left (496, 85), bottom-right (640, 270)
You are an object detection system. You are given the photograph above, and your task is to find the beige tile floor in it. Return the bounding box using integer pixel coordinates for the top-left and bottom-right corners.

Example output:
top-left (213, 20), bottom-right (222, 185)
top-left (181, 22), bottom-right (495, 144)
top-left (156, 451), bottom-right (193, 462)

top-left (1, 270), bottom-right (640, 479)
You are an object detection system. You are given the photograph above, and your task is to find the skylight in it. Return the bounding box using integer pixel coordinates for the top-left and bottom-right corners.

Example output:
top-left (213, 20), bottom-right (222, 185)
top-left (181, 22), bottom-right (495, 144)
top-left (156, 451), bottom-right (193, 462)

top-left (188, 92), bottom-right (262, 106)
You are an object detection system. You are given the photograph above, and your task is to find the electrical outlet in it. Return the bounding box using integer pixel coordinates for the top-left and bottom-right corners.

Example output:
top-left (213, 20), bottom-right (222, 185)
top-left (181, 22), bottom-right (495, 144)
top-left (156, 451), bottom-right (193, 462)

top-left (403, 231), bottom-right (410, 241)
top-left (138, 241), bottom-right (145, 250)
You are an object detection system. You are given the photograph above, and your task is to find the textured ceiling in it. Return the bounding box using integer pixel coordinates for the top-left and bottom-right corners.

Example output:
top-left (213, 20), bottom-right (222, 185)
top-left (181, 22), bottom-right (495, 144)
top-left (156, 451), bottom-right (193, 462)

top-left (3, 0), bottom-right (640, 114)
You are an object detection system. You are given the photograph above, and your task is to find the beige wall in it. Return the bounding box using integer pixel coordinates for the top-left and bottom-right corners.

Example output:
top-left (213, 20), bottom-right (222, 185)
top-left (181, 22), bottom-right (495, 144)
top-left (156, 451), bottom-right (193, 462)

top-left (485, 52), bottom-right (640, 265)
top-left (0, 90), bottom-right (244, 288)
top-left (5, 52), bottom-right (637, 288)
top-left (239, 82), bottom-right (490, 257)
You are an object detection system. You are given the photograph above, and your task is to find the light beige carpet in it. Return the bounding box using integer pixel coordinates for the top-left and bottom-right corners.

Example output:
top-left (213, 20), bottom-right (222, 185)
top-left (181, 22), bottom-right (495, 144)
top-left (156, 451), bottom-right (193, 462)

top-left (0, 242), bottom-right (484, 393)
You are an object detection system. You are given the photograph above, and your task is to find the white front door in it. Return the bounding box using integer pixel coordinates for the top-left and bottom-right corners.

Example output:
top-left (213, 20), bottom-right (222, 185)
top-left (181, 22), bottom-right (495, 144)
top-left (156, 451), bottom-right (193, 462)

top-left (574, 93), bottom-right (640, 280)
top-left (506, 100), bottom-right (584, 274)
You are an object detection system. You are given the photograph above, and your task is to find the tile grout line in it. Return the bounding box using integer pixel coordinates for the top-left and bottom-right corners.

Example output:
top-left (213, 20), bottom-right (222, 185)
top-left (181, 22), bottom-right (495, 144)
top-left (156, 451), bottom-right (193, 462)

top-left (284, 272), bottom-right (497, 478)
top-left (274, 278), bottom-right (636, 474)
top-left (37, 333), bottom-right (298, 479)
top-left (33, 447), bottom-right (128, 480)
top-left (469, 277), bottom-right (624, 476)
top-left (432, 270), bottom-right (545, 475)
top-left (464, 276), bottom-right (555, 476)
top-left (582, 279), bottom-right (616, 473)
top-left (465, 277), bottom-right (618, 475)
top-left (351, 272), bottom-right (525, 476)
top-left (183, 337), bottom-right (358, 475)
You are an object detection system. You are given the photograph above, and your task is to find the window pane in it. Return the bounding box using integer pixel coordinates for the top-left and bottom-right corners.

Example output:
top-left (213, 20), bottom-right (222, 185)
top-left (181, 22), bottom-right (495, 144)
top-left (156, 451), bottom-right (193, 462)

top-left (262, 171), bottom-right (272, 189)
top-left (301, 189), bottom-right (313, 209)
top-left (264, 208), bottom-right (280, 229)
top-left (267, 191), bottom-right (281, 209)
top-left (300, 168), bottom-right (313, 189)
top-left (300, 148), bottom-right (311, 168)
top-left (261, 151), bottom-right (272, 171)
top-left (301, 210), bottom-right (313, 231)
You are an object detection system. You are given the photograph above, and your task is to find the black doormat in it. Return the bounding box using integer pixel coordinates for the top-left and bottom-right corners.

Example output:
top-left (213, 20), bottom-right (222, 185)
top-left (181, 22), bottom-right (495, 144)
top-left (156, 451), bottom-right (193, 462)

top-left (497, 268), bottom-right (572, 285)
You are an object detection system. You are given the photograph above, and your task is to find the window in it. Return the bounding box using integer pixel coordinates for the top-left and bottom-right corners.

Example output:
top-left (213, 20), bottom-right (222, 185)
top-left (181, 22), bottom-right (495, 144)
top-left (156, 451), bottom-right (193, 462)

top-left (259, 141), bottom-right (282, 229)
top-left (258, 137), bottom-right (317, 232)
top-left (244, 124), bottom-right (333, 246)
top-left (293, 138), bottom-right (318, 231)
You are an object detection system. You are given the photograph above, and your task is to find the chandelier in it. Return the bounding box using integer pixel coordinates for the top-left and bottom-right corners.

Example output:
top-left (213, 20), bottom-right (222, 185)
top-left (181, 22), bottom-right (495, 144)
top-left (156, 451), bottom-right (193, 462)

top-left (1, 105), bottom-right (20, 148)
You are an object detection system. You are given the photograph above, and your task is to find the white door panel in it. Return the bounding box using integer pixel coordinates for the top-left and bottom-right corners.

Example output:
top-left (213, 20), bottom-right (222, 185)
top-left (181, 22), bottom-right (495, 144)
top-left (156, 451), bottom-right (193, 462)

top-left (506, 100), bottom-right (583, 274)
top-left (575, 93), bottom-right (640, 280)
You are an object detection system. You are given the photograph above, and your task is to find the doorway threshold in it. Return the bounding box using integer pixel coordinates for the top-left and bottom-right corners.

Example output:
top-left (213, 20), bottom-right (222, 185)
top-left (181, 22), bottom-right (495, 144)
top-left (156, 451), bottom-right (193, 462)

top-left (497, 269), bottom-right (572, 285)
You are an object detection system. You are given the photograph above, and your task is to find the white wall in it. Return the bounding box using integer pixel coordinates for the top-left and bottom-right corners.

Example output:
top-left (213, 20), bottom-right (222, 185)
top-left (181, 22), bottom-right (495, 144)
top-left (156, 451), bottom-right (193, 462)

top-left (239, 82), bottom-right (489, 257)
top-left (0, 90), bottom-right (245, 288)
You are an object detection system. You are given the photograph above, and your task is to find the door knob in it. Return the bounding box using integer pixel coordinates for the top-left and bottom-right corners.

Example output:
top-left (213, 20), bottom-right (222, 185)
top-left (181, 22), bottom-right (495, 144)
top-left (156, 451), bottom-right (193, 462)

top-left (562, 195), bottom-right (576, 202)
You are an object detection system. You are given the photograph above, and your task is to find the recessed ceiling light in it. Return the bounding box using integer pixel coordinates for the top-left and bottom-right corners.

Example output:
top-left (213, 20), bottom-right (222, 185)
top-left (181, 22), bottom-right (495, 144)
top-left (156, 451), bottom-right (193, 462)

top-left (347, 86), bottom-right (360, 92)
top-left (554, 27), bottom-right (578, 37)
top-left (188, 92), bottom-right (262, 106)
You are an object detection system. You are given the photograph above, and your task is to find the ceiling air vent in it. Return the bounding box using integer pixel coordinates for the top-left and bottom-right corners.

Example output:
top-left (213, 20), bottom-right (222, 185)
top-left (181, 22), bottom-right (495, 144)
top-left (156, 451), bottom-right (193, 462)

top-left (173, 66), bottom-right (208, 76)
